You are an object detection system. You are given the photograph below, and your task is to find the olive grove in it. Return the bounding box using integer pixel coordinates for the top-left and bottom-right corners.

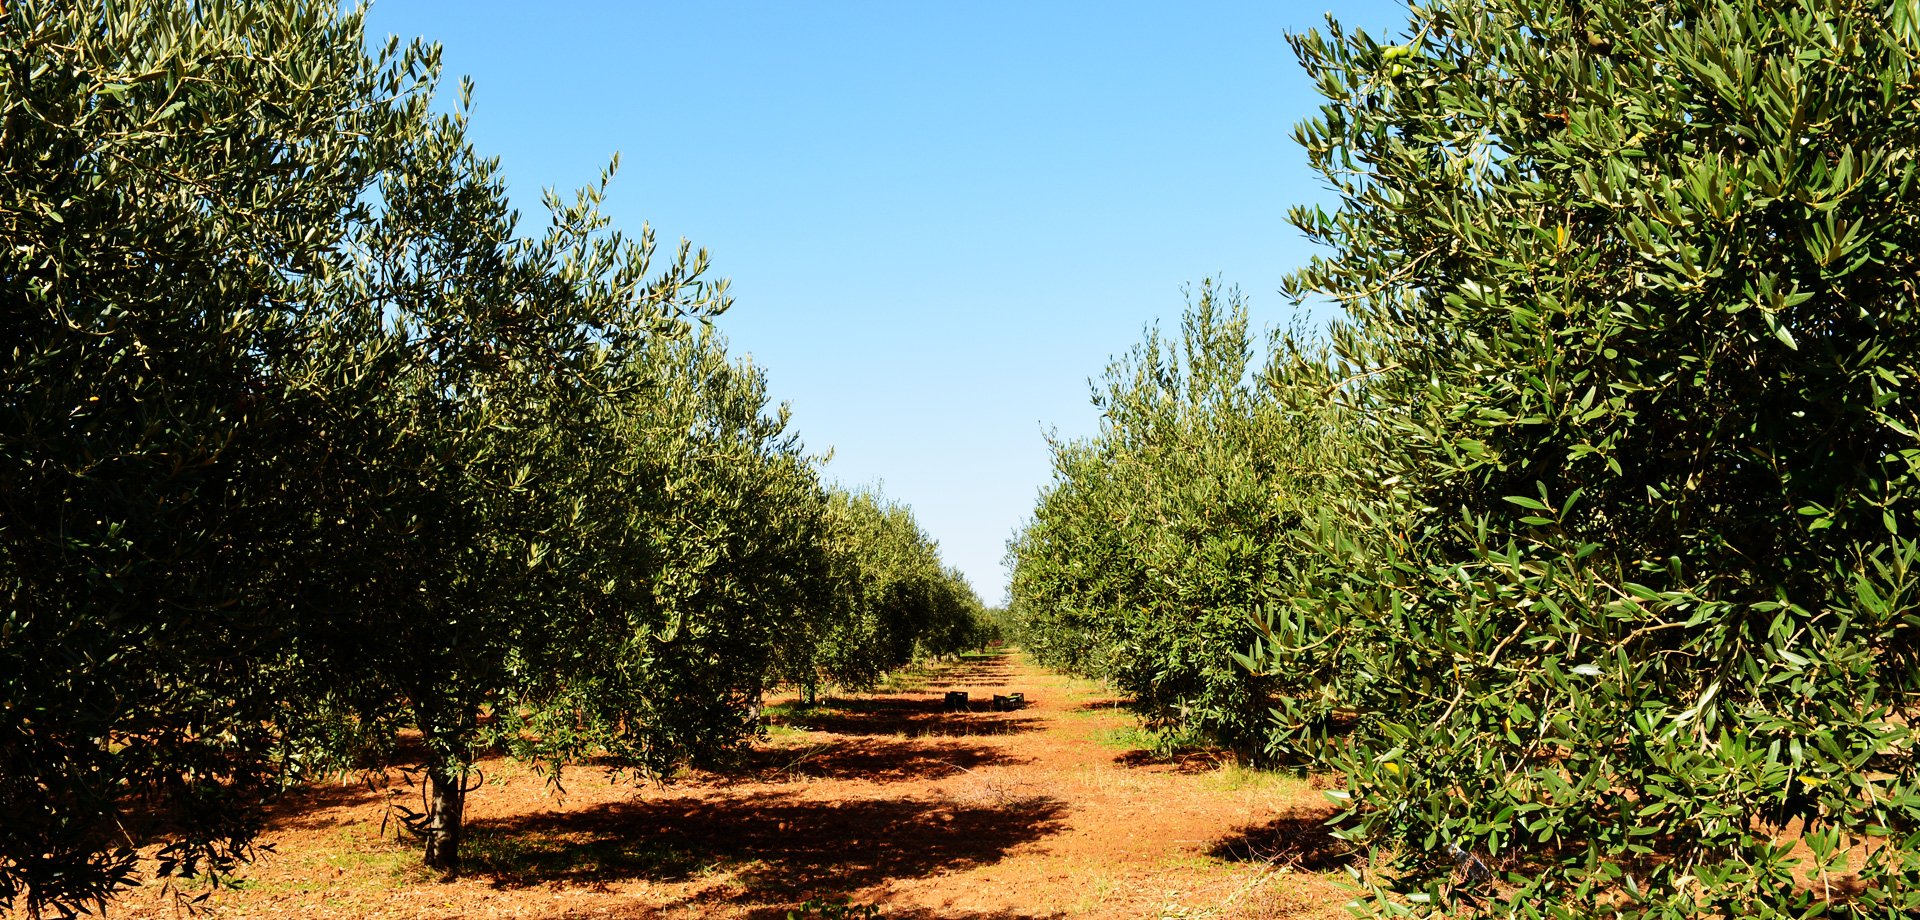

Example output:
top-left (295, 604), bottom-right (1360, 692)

top-left (1011, 0), bottom-right (1920, 915)
top-left (0, 1), bottom-right (982, 912)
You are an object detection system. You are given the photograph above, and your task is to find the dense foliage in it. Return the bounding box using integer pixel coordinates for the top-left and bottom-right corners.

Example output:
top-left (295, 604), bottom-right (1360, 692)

top-left (783, 486), bottom-right (989, 704)
top-left (1014, 0), bottom-right (1920, 915)
top-left (1259, 0), bottom-right (1920, 915)
top-left (0, 1), bottom-right (980, 912)
top-left (1008, 283), bottom-right (1351, 758)
top-left (2, 1), bottom-right (446, 905)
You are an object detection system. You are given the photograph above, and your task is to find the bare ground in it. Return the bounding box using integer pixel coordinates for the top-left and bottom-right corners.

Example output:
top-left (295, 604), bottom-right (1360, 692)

top-left (114, 651), bottom-right (1350, 919)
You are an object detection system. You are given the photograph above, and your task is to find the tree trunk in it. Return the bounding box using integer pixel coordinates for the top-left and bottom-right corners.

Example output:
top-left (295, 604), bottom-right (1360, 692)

top-left (746, 685), bottom-right (765, 725)
top-left (422, 759), bottom-right (466, 871)
top-left (413, 699), bottom-right (478, 872)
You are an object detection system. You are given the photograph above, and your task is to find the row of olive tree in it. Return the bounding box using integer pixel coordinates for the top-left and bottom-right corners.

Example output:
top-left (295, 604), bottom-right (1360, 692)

top-left (776, 486), bottom-right (990, 705)
top-left (0, 2), bottom-right (981, 913)
top-left (1011, 0), bottom-right (1920, 916)
top-left (1007, 281), bottom-right (1354, 759)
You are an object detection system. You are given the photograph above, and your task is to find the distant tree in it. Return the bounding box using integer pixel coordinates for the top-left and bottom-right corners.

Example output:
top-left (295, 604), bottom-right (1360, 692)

top-left (1009, 281), bottom-right (1351, 759)
top-left (975, 606), bottom-right (1019, 649)
top-left (785, 487), bottom-right (983, 703)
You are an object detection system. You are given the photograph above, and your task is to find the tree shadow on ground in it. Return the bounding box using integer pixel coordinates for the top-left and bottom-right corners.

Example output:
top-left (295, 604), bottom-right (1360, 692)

top-left (1110, 748), bottom-right (1224, 774)
top-left (463, 787), bottom-right (1069, 900)
top-left (710, 736), bottom-right (1032, 784)
top-left (744, 906), bottom-right (1065, 920)
top-left (1065, 698), bottom-right (1131, 713)
top-left (1206, 810), bottom-right (1354, 870)
top-left (460, 901), bottom-right (1061, 920)
top-left (785, 699), bottom-right (1044, 738)
top-left (263, 777), bottom-right (394, 831)
top-left (917, 656), bottom-right (1021, 690)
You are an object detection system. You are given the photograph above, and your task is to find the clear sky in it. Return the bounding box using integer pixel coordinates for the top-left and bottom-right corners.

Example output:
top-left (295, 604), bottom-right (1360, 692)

top-left (362, 1), bottom-right (1412, 603)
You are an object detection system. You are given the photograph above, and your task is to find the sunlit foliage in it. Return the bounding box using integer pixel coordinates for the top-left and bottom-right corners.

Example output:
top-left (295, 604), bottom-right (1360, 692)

top-left (1009, 282), bottom-right (1353, 758)
top-left (1242, 0), bottom-right (1920, 915)
top-left (0, 1), bottom-right (979, 909)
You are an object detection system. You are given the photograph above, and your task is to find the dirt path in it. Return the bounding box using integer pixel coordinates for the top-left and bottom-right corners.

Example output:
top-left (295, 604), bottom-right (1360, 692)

top-left (120, 651), bottom-right (1348, 919)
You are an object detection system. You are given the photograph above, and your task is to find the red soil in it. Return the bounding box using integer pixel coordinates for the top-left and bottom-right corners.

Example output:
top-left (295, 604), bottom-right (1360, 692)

top-left (115, 652), bottom-right (1349, 919)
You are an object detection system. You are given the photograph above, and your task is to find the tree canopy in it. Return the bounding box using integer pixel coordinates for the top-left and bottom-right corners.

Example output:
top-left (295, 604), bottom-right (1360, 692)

top-left (1262, 0), bottom-right (1920, 914)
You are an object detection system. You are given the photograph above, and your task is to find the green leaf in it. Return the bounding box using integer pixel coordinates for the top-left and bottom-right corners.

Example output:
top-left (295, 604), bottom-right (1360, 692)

top-left (1623, 583), bottom-right (1662, 602)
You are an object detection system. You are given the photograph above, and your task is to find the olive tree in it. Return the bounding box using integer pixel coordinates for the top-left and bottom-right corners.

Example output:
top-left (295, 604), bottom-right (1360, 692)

top-left (784, 487), bottom-right (983, 702)
top-left (525, 325), bottom-right (834, 781)
top-left (1009, 282), bottom-right (1351, 758)
top-left (0, 0), bottom-right (733, 894)
top-left (279, 113), bottom-right (730, 872)
top-left (0, 1), bottom-right (440, 911)
top-left (1244, 0), bottom-right (1920, 915)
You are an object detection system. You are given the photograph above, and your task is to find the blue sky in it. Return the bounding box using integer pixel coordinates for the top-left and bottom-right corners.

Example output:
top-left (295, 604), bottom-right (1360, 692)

top-left (363, 1), bottom-right (1411, 603)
